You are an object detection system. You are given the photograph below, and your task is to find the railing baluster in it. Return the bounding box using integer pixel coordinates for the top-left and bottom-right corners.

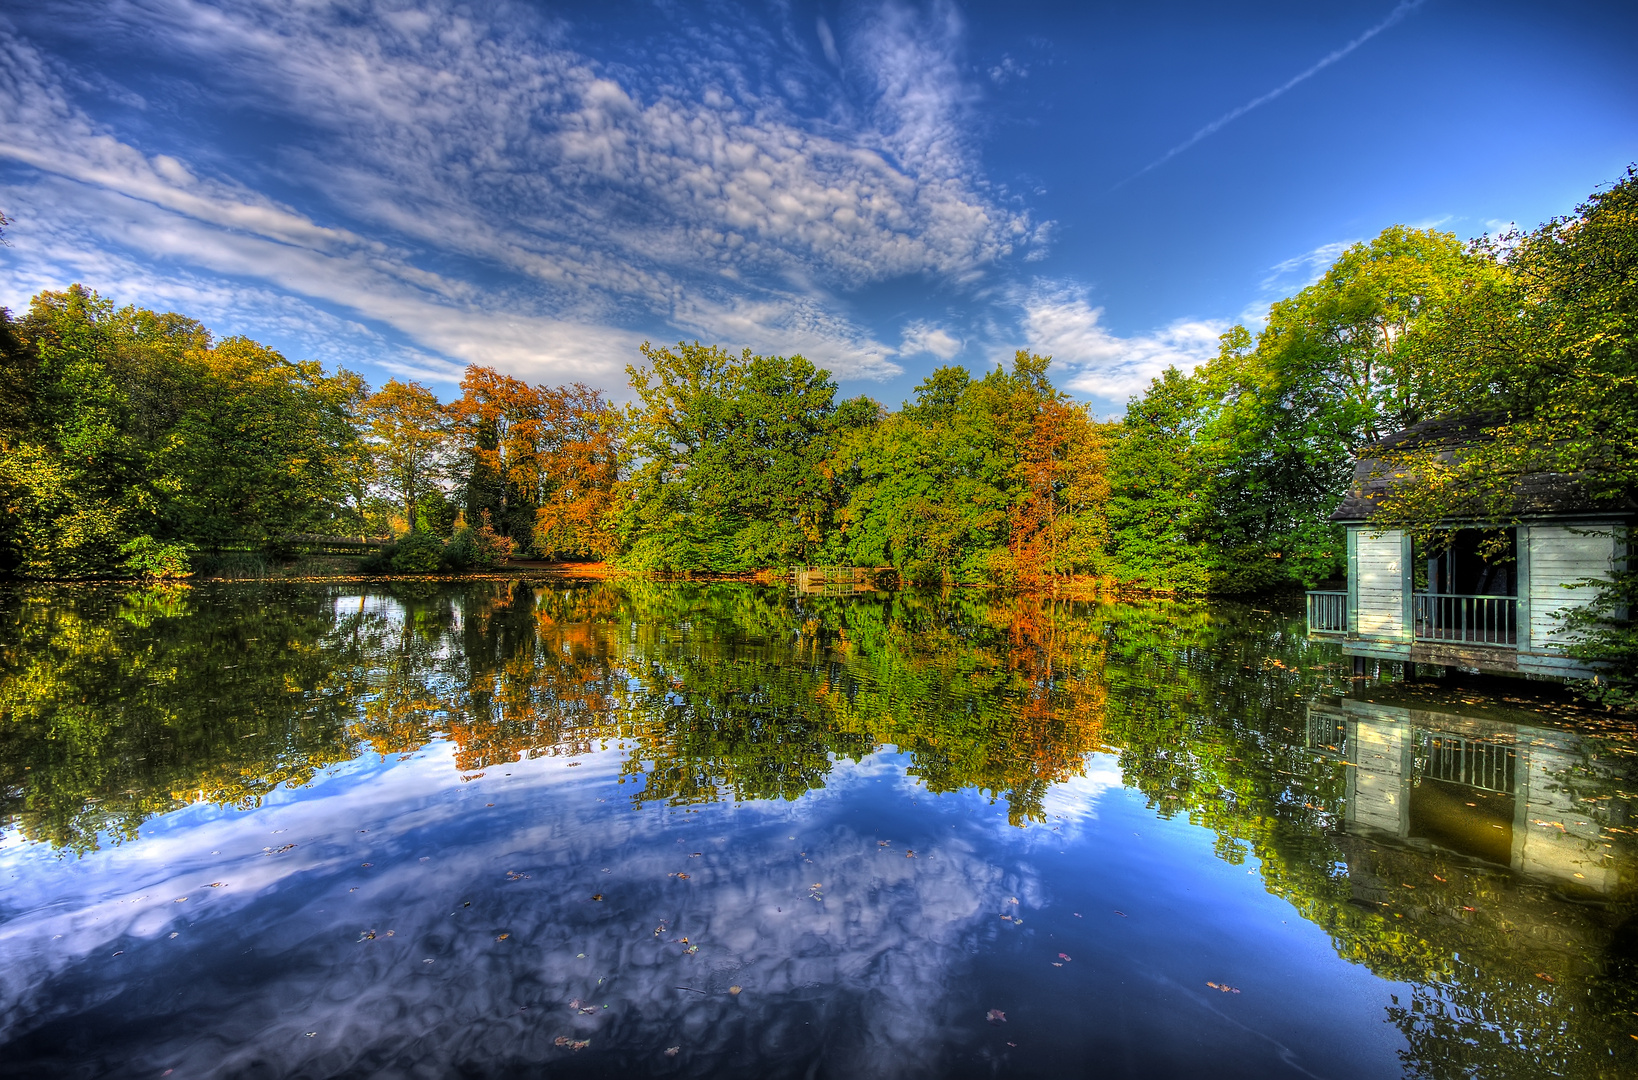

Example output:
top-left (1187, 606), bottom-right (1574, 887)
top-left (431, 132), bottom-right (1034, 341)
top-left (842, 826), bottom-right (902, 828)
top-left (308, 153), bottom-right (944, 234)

top-left (1409, 593), bottom-right (1517, 648)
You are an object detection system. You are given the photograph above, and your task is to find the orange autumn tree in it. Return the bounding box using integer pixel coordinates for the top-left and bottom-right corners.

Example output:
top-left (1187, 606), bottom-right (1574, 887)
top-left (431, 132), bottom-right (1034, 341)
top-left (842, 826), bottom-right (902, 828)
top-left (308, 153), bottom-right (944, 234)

top-left (1002, 352), bottom-right (1115, 588)
top-left (449, 366), bottom-right (546, 551)
top-left (533, 383), bottom-right (621, 560)
top-left (450, 366), bottom-right (621, 561)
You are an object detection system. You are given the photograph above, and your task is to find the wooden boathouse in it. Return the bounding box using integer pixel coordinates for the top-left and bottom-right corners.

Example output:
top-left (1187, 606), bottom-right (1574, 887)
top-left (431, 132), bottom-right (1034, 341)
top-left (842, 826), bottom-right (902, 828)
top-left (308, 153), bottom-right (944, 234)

top-left (1306, 416), bottom-right (1632, 679)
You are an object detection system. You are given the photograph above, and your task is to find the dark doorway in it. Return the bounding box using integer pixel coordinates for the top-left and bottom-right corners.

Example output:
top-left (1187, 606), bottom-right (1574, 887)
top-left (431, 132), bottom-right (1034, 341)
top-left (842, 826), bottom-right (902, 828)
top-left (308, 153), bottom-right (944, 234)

top-left (1421, 528), bottom-right (1517, 597)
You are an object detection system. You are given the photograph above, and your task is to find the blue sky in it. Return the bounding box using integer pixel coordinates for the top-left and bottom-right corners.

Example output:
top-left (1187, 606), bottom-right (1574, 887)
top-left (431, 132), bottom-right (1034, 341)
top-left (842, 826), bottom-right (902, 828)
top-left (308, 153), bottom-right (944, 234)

top-left (1, 0), bottom-right (1634, 413)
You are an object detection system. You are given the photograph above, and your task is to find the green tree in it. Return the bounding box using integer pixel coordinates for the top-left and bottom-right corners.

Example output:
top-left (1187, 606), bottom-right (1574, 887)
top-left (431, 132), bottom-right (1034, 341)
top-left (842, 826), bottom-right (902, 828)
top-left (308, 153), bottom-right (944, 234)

top-left (363, 379), bottom-right (450, 535)
top-left (615, 342), bottom-right (847, 572)
top-left (1106, 366), bottom-right (1213, 592)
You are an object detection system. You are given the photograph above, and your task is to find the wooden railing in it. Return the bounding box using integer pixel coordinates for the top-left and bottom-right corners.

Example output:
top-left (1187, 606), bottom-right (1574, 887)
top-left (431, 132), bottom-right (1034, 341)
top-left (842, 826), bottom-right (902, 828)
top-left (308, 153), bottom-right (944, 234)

top-left (1305, 590), bottom-right (1348, 635)
top-left (1415, 731), bottom-right (1517, 794)
top-left (1413, 593), bottom-right (1518, 647)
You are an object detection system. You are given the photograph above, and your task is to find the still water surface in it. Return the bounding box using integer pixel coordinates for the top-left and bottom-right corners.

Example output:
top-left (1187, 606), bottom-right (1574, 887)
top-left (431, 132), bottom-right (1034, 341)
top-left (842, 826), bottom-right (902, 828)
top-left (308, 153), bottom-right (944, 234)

top-left (1, 580), bottom-right (1636, 1078)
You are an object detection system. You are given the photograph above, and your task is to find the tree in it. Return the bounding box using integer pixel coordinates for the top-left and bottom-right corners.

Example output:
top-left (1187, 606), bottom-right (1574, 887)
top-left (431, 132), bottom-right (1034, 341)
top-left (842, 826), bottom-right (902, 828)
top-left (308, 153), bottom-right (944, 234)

top-left (158, 337), bottom-right (360, 545)
top-left (533, 383), bottom-right (622, 560)
top-left (615, 342), bottom-right (844, 572)
top-left (1106, 366), bottom-right (1213, 592)
top-left (449, 365), bottom-right (543, 550)
top-left (363, 379), bottom-right (450, 534)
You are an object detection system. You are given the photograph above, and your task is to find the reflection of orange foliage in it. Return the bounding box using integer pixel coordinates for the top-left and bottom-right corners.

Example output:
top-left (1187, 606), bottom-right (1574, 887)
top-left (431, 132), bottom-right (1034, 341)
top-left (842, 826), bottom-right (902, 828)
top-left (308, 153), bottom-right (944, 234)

top-left (347, 583), bottom-right (1111, 825)
top-left (438, 584), bottom-right (628, 772)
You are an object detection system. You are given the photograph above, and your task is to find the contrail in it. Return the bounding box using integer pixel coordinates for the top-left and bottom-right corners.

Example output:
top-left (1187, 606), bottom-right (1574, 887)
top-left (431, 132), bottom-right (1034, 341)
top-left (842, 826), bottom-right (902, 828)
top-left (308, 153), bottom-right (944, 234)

top-left (1118, 0), bottom-right (1426, 186)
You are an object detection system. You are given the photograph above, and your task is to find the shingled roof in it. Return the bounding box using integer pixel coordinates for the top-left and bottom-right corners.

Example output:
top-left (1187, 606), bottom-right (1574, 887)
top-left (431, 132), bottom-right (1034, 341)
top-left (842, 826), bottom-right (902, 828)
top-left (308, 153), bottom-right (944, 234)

top-left (1330, 414), bottom-right (1629, 522)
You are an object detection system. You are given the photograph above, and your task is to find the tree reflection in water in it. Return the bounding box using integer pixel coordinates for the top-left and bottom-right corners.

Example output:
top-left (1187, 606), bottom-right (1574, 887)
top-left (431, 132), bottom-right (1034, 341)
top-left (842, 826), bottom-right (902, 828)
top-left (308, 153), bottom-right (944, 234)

top-left (1, 579), bottom-right (1635, 1077)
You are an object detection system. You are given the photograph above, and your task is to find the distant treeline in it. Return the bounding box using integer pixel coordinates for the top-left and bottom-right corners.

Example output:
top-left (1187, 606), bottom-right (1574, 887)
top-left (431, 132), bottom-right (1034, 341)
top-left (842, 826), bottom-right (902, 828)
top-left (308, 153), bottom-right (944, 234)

top-left (1, 168), bottom-right (1634, 599)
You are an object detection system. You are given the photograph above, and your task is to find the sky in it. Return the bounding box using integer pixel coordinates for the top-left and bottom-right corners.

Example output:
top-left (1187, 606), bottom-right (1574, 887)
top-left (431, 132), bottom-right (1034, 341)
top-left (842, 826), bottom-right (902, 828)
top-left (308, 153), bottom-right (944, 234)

top-left (1, 0), bottom-right (1635, 414)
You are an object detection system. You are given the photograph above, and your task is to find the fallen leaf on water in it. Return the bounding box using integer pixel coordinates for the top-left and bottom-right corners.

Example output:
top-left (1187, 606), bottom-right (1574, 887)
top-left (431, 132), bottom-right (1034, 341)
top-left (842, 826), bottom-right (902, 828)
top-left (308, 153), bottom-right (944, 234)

top-left (677, 873), bottom-right (690, 880)
top-left (569, 999), bottom-right (583, 1009)
top-left (174, 897), bottom-right (188, 903)
top-left (665, 1047), bottom-right (681, 1057)
top-left (169, 932), bottom-right (178, 939)
top-left (591, 894), bottom-right (604, 901)
top-left (203, 883), bottom-right (226, 888)
top-left (1536, 972), bottom-right (1555, 983)
top-left (1007, 897), bottom-right (1019, 905)
top-left (1206, 982), bottom-right (1241, 994)
top-left (1462, 906), bottom-right (1476, 912)
top-left (905, 851), bottom-right (916, 858)
top-left (358, 931), bottom-right (376, 941)
top-left (507, 871), bottom-right (530, 880)
top-left (690, 852), bottom-right (702, 857)
top-left (986, 1009), bottom-right (1006, 1024)
top-left (686, 945), bottom-right (698, 954)
top-left (555, 1036), bottom-right (571, 1047)
top-left (360, 863), bottom-right (372, 869)
top-left (878, 841), bottom-right (890, 847)
top-left (1114, 911), bottom-right (1127, 918)
top-left (729, 986), bottom-right (742, 995)
top-left (580, 1007), bottom-right (596, 1015)
top-left (566, 763), bottom-right (581, 768)
top-left (304, 1032), bottom-right (317, 1038)
top-left (496, 934), bottom-right (509, 941)
top-left (1432, 875), bottom-right (1446, 883)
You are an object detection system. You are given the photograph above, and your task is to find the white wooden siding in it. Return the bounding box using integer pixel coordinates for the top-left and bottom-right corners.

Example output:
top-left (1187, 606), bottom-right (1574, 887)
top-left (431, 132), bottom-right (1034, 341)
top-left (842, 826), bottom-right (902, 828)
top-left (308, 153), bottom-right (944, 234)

top-left (1526, 524), bottom-right (1621, 651)
top-left (1355, 529), bottom-right (1406, 639)
top-left (1514, 739), bottom-right (1619, 893)
top-left (1348, 717), bottom-right (1407, 834)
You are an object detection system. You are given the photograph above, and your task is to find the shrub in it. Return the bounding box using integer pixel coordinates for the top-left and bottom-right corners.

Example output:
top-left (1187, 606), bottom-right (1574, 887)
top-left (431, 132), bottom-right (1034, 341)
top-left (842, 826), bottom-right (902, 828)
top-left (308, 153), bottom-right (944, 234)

top-left (389, 530), bottom-right (444, 574)
top-left (119, 536), bottom-right (195, 580)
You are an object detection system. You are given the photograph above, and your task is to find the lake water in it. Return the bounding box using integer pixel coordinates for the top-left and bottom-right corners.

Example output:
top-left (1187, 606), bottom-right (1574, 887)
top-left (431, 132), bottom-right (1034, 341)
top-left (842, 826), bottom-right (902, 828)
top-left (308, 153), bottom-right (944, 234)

top-left (2, 579), bottom-right (1636, 1079)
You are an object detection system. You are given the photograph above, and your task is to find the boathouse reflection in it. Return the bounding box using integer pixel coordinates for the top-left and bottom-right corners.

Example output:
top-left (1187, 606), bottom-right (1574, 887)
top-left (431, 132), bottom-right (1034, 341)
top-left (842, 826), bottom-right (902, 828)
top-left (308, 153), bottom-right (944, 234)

top-left (1308, 692), bottom-right (1631, 893)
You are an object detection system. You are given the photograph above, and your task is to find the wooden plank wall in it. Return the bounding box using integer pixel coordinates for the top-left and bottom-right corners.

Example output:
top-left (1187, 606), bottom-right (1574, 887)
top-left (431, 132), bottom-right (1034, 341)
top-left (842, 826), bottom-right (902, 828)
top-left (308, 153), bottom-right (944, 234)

top-left (1526, 525), bottom-right (1619, 650)
top-left (1355, 529), bottom-right (1406, 639)
top-left (1348, 715), bottom-right (1408, 835)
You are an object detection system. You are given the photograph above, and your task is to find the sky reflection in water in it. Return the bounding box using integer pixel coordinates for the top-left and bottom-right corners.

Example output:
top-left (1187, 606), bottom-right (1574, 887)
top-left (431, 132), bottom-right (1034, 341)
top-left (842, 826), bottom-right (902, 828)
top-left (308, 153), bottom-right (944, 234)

top-left (1, 580), bottom-right (1636, 1079)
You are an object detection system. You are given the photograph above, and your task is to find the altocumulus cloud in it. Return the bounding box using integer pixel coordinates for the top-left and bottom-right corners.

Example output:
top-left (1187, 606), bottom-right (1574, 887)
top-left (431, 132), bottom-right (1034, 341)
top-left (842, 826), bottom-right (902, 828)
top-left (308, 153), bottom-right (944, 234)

top-left (0, 0), bottom-right (1045, 386)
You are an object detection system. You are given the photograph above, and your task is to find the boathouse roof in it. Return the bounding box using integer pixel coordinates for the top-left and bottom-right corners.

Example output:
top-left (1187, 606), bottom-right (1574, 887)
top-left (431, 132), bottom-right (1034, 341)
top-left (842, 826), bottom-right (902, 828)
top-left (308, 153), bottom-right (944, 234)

top-left (1330, 414), bottom-right (1633, 523)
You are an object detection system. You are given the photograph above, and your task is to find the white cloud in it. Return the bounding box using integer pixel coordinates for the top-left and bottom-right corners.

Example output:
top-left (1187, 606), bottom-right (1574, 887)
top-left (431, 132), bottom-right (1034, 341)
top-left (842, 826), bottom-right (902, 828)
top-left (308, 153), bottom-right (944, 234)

top-left (1015, 282), bottom-right (1226, 405)
top-left (816, 16), bottom-right (841, 68)
top-left (0, 1), bottom-right (1039, 385)
top-left (898, 320), bottom-right (962, 360)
